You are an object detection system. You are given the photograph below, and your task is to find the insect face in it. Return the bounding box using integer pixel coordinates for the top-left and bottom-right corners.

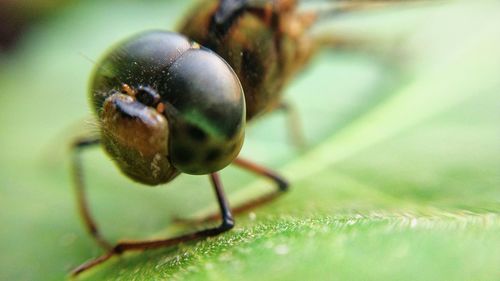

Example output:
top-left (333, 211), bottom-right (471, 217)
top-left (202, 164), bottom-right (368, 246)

top-left (90, 31), bottom-right (246, 185)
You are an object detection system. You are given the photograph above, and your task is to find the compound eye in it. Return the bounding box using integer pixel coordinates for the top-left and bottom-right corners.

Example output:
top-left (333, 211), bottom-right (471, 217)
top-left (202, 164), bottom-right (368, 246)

top-left (169, 120), bottom-right (244, 175)
top-left (163, 48), bottom-right (246, 175)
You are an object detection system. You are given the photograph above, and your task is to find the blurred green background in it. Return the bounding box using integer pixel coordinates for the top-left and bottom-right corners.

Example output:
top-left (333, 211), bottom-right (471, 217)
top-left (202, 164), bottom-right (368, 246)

top-left (1, 0), bottom-right (499, 280)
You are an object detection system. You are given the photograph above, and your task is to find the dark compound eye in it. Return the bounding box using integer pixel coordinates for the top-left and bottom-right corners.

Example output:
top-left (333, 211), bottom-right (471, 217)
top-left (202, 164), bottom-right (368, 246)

top-left (187, 124), bottom-right (208, 142)
top-left (90, 31), bottom-right (192, 117)
top-left (163, 46), bottom-right (246, 175)
top-left (205, 148), bottom-right (222, 162)
top-left (171, 144), bottom-right (195, 166)
top-left (90, 30), bottom-right (246, 178)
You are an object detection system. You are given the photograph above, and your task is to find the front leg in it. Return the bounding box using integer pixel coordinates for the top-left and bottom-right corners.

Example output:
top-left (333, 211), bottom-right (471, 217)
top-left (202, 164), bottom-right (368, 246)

top-left (71, 137), bottom-right (112, 250)
top-left (71, 173), bottom-right (234, 276)
top-left (175, 157), bottom-right (289, 224)
top-left (276, 101), bottom-right (306, 148)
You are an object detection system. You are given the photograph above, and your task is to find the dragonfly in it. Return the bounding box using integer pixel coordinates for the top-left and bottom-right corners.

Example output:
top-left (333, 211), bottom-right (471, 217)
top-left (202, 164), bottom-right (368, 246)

top-left (71, 0), bottom-right (413, 275)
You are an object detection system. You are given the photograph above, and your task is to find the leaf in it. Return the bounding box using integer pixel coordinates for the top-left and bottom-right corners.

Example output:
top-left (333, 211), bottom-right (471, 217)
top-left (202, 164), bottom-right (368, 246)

top-left (0, 1), bottom-right (499, 281)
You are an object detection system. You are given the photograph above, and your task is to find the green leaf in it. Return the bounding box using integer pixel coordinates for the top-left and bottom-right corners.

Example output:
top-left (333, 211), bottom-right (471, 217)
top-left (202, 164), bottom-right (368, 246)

top-left (1, 1), bottom-right (499, 280)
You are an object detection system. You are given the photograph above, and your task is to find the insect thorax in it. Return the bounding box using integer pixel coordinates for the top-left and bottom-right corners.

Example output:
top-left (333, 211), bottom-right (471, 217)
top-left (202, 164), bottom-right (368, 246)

top-left (179, 0), bottom-right (314, 121)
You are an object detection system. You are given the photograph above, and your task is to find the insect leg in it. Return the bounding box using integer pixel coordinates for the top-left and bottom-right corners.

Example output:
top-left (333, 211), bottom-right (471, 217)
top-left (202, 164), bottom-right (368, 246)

top-left (72, 137), bottom-right (112, 250)
top-left (71, 173), bottom-right (234, 276)
top-left (276, 102), bottom-right (306, 148)
top-left (228, 158), bottom-right (289, 214)
top-left (177, 158), bottom-right (289, 224)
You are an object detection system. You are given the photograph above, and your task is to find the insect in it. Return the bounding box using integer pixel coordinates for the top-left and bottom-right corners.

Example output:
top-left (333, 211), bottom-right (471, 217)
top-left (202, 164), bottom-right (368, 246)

top-left (71, 0), bottom-right (408, 275)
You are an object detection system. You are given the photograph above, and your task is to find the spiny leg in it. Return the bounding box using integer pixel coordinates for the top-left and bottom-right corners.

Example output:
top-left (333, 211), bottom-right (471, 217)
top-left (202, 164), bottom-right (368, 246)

top-left (178, 157), bottom-right (289, 224)
top-left (72, 137), bottom-right (112, 250)
top-left (71, 173), bottom-right (234, 276)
